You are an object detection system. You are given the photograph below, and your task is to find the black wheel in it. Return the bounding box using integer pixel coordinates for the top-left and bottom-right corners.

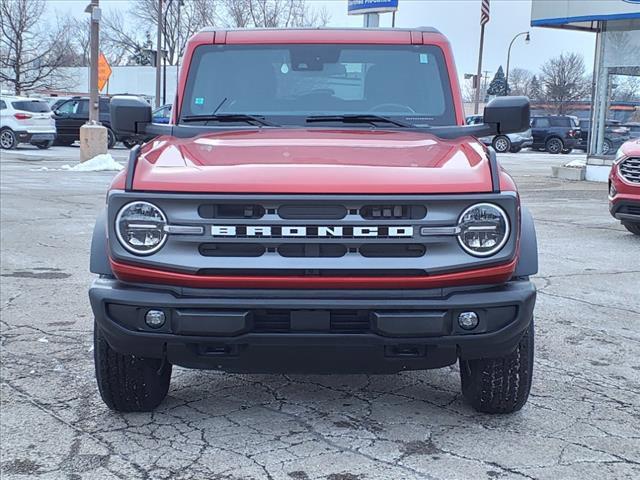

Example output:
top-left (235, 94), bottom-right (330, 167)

top-left (561, 148), bottom-right (572, 154)
top-left (34, 140), bottom-right (54, 150)
top-left (623, 222), bottom-right (640, 236)
top-left (602, 139), bottom-right (613, 155)
top-left (107, 129), bottom-right (117, 149)
top-left (492, 135), bottom-right (511, 153)
top-left (460, 320), bottom-right (534, 414)
top-left (122, 138), bottom-right (138, 149)
top-left (545, 137), bottom-right (563, 154)
top-left (509, 146), bottom-right (522, 153)
top-left (0, 128), bottom-right (17, 150)
top-left (94, 322), bottom-right (172, 412)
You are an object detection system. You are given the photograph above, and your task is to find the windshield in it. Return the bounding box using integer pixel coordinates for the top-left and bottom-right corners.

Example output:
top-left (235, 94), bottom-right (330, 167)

top-left (181, 44), bottom-right (456, 126)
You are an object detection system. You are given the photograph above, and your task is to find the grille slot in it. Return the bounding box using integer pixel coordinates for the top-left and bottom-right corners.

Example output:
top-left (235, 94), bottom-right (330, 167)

top-left (278, 244), bottom-right (347, 258)
top-left (199, 243), bottom-right (265, 257)
top-left (252, 310), bottom-right (370, 333)
top-left (360, 244), bottom-right (426, 258)
top-left (620, 157), bottom-right (640, 184)
top-left (360, 205), bottom-right (427, 220)
top-left (278, 204), bottom-right (347, 219)
top-left (199, 204), bottom-right (265, 219)
top-left (619, 204), bottom-right (640, 216)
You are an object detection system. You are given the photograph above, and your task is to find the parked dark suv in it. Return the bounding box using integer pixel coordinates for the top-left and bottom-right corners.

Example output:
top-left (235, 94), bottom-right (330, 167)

top-left (52, 96), bottom-right (137, 149)
top-left (576, 119), bottom-right (630, 155)
top-left (530, 115), bottom-right (581, 154)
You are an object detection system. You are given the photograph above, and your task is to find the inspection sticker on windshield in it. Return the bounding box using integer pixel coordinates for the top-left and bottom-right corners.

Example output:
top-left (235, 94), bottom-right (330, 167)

top-left (419, 53), bottom-right (429, 64)
top-left (194, 97), bottom-right (205, 105)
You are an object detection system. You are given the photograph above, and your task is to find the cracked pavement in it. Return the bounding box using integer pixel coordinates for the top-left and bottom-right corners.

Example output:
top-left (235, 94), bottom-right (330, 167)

top-left (1, 147), bottom-right (639, 480)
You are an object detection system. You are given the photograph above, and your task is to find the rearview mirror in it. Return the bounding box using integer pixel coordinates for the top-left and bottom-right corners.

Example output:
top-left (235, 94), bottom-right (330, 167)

top-left (483, 96), bottom-right (530, 134)
top-left (110, 96), bottom-right (152, 136)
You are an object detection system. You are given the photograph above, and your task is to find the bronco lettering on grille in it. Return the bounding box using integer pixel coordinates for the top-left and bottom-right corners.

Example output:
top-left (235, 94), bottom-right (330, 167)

top-left (210, 225), bottom-right (414, 238)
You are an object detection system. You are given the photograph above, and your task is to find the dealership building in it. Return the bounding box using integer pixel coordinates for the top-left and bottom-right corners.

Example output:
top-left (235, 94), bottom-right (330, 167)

top-left (531, 0), bottom-right (640, 181)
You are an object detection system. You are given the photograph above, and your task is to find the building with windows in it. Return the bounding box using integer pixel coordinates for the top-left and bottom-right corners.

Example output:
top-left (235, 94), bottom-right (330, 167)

top-left (531, 0), bottom-right (640, 181)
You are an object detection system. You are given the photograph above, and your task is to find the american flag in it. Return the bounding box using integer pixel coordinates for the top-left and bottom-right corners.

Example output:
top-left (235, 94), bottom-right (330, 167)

top-left (480, 0), bottom-right (490, 25)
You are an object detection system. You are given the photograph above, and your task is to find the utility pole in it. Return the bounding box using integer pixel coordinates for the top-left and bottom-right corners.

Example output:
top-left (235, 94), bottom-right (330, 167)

top-left (473, 23), bottom-right (486, 114)
top-left (155, 0), bottom-right (163, 108)
top-left (80, 0), bottom-right (107, 162)
top-left (88, 0), bottom-right (99, 123)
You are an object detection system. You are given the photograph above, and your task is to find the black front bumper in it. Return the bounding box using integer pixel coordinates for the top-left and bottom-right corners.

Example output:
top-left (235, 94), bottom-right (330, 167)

top-left (90, 279), bottom-right (536, 374)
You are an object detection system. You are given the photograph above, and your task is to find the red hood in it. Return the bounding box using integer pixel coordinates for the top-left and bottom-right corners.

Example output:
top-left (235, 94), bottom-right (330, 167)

top-left (130, 129), bottom-right (493, 194)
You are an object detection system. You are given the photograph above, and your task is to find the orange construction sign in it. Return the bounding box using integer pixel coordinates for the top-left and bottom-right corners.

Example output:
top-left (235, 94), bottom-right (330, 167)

top-left (97, 52), bottom-right (112, 92)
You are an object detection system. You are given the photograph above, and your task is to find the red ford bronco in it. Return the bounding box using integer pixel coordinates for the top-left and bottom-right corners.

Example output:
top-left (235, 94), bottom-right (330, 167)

top-left (609, 138), bottom-right (640, 235)
top-left (90, 28), bottom-right (538, 414)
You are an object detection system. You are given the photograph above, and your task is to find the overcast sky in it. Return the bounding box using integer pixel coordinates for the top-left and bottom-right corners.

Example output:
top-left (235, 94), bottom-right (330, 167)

top-left (50, 0), bottom-right (597, 81)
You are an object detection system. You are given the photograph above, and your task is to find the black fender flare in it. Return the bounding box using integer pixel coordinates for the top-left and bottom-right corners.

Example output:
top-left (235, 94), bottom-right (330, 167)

top-left (514, 206), bottom-right (538, 277)
top-left (89, 208), bottom-right (113, 276)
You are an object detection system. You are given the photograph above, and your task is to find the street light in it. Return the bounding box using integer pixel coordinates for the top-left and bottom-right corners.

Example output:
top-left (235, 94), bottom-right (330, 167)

top-left (505, 31), bottom-right (530, 96)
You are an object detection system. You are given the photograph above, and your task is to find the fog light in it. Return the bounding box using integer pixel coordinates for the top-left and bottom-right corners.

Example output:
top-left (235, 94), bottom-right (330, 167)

top-left (458, 312), bottom-right (479, 330)
top-left (145, 310), bottom-right (166, 328)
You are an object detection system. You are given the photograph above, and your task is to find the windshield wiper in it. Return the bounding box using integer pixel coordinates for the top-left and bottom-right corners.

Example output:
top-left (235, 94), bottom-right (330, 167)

top-left (306, 114), bottom-right (415, 128)
top-left (182, 113), bottom-right (279, 127)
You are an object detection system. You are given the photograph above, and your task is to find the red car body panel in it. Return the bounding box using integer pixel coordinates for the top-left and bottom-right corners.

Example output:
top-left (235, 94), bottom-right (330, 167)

top-left (609, 139), bottom-right (640, 213)
top-left (128, 129), bottom-right (495, 194)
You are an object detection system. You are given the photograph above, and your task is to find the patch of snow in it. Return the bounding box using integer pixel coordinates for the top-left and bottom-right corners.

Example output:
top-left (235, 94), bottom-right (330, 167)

top-left (37, 337), bottom-right (48, 343)
top-left (564, 159), bottom-right (586, 168)
top-left (61, 153), bottom-right (123, 172)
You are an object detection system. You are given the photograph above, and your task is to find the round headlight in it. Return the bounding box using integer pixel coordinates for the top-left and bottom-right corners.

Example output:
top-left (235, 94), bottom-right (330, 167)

top-left (457, 203), bottom-right (510, 257)
top-left (115, 201), bottom-right (167, 255)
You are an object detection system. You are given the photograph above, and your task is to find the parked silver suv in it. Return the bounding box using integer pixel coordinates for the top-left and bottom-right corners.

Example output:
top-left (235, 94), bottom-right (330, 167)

top-left (0, 96), bottom-right (57, 149)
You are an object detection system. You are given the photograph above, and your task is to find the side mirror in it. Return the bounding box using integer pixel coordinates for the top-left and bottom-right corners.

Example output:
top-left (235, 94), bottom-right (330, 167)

top-left (110, 96), bottom-right (152, 136)
top-left (483, 96), bottom-right (530, 134)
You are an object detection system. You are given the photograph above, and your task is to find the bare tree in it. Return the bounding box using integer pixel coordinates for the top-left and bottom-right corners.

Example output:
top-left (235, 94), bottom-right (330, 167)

top-left (611, 75), bottom-right (640, 102)
top-left (0, 0), bottom-right (74, 94)
top-left (224, 0), bottom-right (330, 28)
top-left (508, 68), bottom-right (533, 97)
top-left (539, 52), bottom-right (590, 114)
top-left (129, 0), bottom-right (218, 66)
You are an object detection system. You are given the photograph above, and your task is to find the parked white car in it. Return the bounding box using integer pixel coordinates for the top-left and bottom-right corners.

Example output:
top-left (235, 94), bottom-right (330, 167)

top-left (466, 114), bottom-right (533, 153)
top-left (0, 96), bottom-right (57, 149)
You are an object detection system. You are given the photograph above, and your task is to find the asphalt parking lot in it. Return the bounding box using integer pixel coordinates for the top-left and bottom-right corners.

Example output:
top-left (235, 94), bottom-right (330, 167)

top-left (1, 146), bottom-right (639, 480)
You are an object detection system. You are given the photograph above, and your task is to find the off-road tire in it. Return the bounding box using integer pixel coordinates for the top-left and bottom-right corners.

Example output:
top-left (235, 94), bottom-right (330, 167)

top-left (602, 139), bottom-right (613, 155)
top-left (492, 135), bottom-right (511, 153)
top-left (509, 146), bottom-right (522, 153)
top-left (545, 138), bottom-right (564, 154)
top-left (122, 138), bottom-right (138, 149)
top-left (623, 222), bottom-right (640, 236)
top-left (561, 148), bottom-right (572, 154)
top-left (107, 129), bottom-right (117, 149)
top-left (94, 323), bottom-right (172, 412)
top-left (0, 128), bottom-right (17, 150)
top-left (460, 320), bottom-right (534, 414)
top-left (35, 140), bottom-right (53, 150)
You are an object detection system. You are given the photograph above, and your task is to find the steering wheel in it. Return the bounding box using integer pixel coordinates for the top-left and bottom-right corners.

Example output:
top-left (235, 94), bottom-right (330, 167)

top-left (369, 103), bottom-right (416, 113)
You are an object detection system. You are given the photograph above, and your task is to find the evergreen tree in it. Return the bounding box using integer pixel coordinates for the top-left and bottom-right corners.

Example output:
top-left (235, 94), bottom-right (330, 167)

top-left (487, 66), bottom-right (510, 97)
top-left (529, 75), bottom-right (542, 101)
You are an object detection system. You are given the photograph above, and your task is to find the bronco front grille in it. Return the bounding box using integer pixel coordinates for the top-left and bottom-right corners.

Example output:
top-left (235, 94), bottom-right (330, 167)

top-left (620, 157), bottom-right (640, 184)
top-left (108, 192), bottom-right (519, 278)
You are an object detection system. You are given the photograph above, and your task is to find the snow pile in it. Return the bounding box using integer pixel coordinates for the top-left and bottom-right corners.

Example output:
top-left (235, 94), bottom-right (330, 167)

top-left (61, 153), bottom-right (124, 172)
top-left (564, 159), bottom-right (586, 168)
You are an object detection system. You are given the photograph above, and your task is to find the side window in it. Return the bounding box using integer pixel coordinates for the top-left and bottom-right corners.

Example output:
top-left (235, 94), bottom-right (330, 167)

top-left (535, 118), bottom-right (551, 128)
top-left (0, 100), bottom-right (6, 110)
top-left (76, 100), bottom-right (89, 115)
top-left (56, 100), bottom-right (79, 115)
top-left (550, 117), bottom-right (569, 127)
top-left (99, 98), bottom-right (110, 113)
